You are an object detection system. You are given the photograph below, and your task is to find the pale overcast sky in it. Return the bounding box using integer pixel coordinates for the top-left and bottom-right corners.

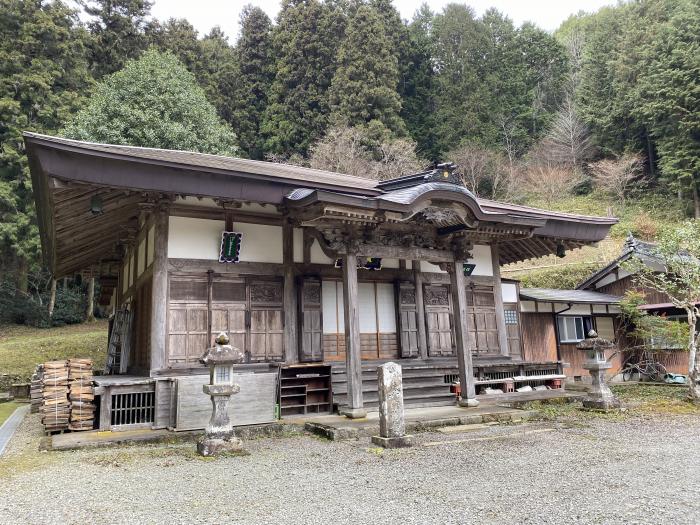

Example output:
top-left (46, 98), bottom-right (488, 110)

top-left (148, 0), bottom-right (616, 41)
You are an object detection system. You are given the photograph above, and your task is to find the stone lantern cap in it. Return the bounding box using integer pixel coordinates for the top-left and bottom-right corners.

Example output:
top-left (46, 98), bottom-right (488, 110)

top-left (199, 332), bottom-right (244, 365)
top-left (576, 329), bottom-right (614, 351)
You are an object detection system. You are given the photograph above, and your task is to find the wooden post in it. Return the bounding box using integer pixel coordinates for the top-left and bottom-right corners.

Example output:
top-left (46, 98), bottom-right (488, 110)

top-left (86, 277), bottom-right (96, 322)
top-left (491, 245), bottom-right (509, 357)
top-left (449, 260), bottom-right (479, 407)
top-left (412, 260), bottom-right (428, 360)
top-left (283, 222), bottom-right (298, 364)
top-left (341, 251), bottom-right (366, 418)
top-left (150, 204), bottom-right (169, 372)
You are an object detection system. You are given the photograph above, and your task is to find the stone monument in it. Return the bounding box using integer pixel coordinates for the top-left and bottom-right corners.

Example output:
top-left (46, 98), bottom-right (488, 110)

top-left (197, 332), bottom-right (246, 456)
top-left (577, 329), bottom-right (621, 411)
top-left (371, 362), bottom-right (413, 448)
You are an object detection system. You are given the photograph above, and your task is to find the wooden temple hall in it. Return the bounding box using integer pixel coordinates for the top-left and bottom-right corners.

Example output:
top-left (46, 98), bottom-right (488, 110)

top-left (25, 132), bottom-right (617, 430)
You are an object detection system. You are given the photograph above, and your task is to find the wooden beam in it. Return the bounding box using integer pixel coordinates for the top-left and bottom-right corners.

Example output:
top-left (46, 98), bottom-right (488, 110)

top-left (412, 260), bottom-right (428, 360)
top-left (150, 203), bottom-right (169, 371)
top-left (283, 221), bottom-right (298, 364)
top-left (449, 260), bottom-right (478, 407)
top-left (340, 251), bottom-right (365, 418)
top-left (491, 245), bottom-right (509, 357)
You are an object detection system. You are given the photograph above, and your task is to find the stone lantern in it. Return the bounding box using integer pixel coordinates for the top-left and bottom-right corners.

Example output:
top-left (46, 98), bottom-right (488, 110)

top-left (197, 332), bottom-right (245, 456)
top-left (576, 329), bottom-right (621, 411)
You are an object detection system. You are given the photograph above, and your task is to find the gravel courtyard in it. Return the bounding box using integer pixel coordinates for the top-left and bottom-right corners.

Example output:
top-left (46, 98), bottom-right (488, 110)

top-left (1, 409), bottom-right (698, 525)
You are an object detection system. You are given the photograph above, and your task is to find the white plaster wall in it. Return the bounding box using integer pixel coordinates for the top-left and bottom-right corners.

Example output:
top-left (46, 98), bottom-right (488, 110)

top-left (376, 283), bottom-right (397, 332)
top-left (168, 216), bottom-right (283, 263)
top-left (558, 304), bottom-right (594, 316)
top-left (502, 282), bottom-right (518, 303)
top-left (520, 300), bottom-right (536, 312)
top-left (293, 228), bottom-right (303, 263)
top-left (420, 244), bottom-right (492, 275)
top-left (381, 258), bottom-right (400, 269)
top-left (310, 239), bottom-right (334, 265)
top-left (358, 282), bottom-right (377, 332)
top-left (592, 304), bottom-right (607, 314)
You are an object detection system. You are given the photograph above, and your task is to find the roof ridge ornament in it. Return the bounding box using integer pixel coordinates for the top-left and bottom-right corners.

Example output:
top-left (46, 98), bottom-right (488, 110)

top-left (376, 162), bottom-right (460, 191)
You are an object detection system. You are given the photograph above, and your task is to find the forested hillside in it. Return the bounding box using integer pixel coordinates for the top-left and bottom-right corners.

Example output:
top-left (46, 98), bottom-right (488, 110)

top-left (1, 0), bottom-right (698, 325)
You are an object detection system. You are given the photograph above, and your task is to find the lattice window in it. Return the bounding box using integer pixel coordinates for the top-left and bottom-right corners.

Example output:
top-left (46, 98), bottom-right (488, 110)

top-left (504, 310), bottom-right (518, 325)
top-left (111, 391), bottom-right (155, 427)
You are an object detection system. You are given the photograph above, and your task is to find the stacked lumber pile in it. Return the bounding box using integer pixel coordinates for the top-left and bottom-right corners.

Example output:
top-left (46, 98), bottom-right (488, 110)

top-left (30, 364), bottom-right (44, 414)
top-left (40, 361), bottom-right (70, 432)
top-left (68, 359), bottom-right (95, 431)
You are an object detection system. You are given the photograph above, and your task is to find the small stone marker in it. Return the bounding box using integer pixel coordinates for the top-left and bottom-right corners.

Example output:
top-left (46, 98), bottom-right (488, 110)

top-left (577, 330), bottom-right (621, 411)
top-left (371, 362), bottom-right (413, 448)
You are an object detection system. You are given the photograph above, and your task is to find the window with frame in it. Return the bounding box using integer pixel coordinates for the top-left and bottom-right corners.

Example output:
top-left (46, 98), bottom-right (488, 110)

top-left (557, 316), bottom-right (591, 343)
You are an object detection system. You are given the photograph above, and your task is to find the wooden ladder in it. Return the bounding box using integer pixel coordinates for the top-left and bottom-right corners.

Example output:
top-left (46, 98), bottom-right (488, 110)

top-left (105, 308), bottom-right (133, 374)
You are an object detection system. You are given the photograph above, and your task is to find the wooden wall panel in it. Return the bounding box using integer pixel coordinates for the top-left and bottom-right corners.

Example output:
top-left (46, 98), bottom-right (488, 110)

top-left (597, 276), bottom-right (671, 305)
top-left (521, 312), bottom-right (558, 362)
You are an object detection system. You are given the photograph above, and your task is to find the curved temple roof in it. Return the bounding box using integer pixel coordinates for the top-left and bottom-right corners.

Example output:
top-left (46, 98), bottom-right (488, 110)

top-left (24, 132), bottom-right (618, 275)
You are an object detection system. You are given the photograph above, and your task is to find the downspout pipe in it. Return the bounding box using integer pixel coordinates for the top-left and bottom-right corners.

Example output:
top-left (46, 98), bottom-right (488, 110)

top-left (553, 303), bottom-right (573, 364)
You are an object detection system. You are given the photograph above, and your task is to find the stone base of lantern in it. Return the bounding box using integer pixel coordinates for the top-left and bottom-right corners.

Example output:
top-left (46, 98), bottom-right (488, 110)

top-left (457, 396), bottom-right (480, 408)
top-left (197, 436), bottom-right (245, 457)
top-left (371, 434), bottom-right (414, 449)
top-left (582, 394), bottom-right (621, 411)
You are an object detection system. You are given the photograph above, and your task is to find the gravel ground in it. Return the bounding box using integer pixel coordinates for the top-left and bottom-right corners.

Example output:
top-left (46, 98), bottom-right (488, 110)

top-left (0, 412), bottom-right (698, 525)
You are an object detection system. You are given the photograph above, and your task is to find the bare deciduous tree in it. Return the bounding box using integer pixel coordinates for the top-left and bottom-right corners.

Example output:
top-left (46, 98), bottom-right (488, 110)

top-left (539, 96), bottom-right (595, 170)
top-left (520, 161), bottom-right (586, 204)
top-left (447, 142), bottom-right (517, 201)
top-left (306, 126), bottom-right (425, 180)
top-left (589, 152), bottom-right (646, 203)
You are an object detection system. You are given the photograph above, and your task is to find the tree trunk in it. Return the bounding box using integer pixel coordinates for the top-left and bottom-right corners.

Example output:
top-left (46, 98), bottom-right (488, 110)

top-left (15, 257), bottom-right (28, 297)
top-left (687, 312), bottom-right (700, 403)
top-left (645, 132), bottom-right (655, 178)
top-left (694, 184), bottom-right (700, 219)
top-left (86, 277), bottom-right (96, 323)
top-left (48, 278), bottom-right (57, 318)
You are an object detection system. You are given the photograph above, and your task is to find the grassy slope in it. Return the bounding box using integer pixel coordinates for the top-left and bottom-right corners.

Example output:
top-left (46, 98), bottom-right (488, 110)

top-left (504, 192), bottom-right (688, 289)
top-left (0, 401), bottom-right (21, 427)
top-left (0, 321), bottom-right (108, 390)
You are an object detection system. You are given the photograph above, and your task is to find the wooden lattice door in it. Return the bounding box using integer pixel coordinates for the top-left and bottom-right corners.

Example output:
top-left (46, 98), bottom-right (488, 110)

top-left (397, 282), bottom-right (419, 358)
top-left (466, 284), bottom-right (500, 355)
top-left (249, 281), bottom-right (284, 362)
top-left (424, 284), bottom-right (455, 357)
top-left (168, 278), bottom-right (209, 367)
top-left (210, 279), bottom-right (247, 353)
top-left (299, 279), bottom-right (323, 362)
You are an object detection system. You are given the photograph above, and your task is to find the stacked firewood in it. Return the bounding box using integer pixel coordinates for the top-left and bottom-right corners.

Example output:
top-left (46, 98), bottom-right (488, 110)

top-left (68, 359), bottom-right (95, 431)
top-left (40, 361), bottom-right (70, 432)
top-left (29, 364), bottom-right (44, 414)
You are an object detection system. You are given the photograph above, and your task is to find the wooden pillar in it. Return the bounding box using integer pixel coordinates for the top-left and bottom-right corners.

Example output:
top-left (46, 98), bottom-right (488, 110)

top-left (412, 260), bottom-right (428, 360)
top-left (491, 244), bottom-right (509, 357)
top-left (449, 260), bottom-right (479, 407)
top-left (283, 222), bottom-right (298, 364)
top-left (341, 251), bottom-right (366, 418)
top-left (150, 204), bottom-right (169, 372)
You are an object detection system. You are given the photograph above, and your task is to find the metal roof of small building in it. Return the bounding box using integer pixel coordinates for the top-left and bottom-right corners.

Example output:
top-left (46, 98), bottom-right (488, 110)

top-left (520, 288), bottom-right (622, 304)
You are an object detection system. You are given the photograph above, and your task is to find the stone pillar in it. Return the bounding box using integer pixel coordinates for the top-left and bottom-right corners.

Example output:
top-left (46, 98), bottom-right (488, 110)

top-left (577, 331), bottom-right (621, 411)
top-left (371, 362), bottom-right (413, 448)
top-left (449, 260), bottom-right (479, 407)
top-left (341, 251), bottom-right (366, 419)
